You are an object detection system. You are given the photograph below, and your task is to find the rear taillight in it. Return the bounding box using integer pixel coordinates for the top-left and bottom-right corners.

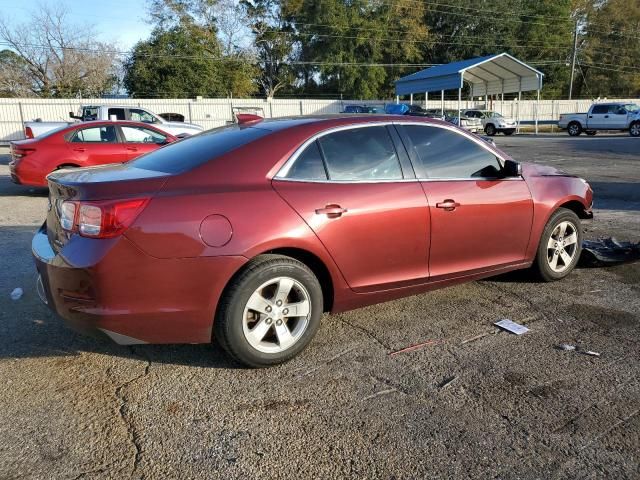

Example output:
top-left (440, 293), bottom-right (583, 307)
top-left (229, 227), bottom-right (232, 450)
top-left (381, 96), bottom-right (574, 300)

top-left (12, 147), bottom-right (35, 158)
top-left (25, 126), bottom-right (34, 138)
top-left (60, 198), bottom-right (149, 238)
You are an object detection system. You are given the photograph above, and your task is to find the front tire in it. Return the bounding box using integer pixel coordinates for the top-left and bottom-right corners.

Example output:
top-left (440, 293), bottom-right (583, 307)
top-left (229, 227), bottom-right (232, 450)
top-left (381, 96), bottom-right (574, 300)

top-left (532, 208), bottom-right (582, 282)
top-left (630, 121), bottom-right (640, 137)
top-left (215, 254), bottom-right (323, 367)
top-left (503, 129), bottom-right (515, 136)
top-left (567, 122), bottom-right (582, 136)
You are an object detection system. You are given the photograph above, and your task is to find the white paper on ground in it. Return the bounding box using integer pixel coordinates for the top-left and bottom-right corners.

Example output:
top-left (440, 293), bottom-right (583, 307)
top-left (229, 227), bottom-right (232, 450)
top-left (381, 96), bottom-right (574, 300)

top-left (494, 319), bottom-right (529, 335)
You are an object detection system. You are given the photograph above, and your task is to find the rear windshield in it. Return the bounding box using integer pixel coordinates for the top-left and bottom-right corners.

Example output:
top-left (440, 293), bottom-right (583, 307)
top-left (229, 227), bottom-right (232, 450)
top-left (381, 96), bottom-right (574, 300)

top-left (130, 124), bottom-right (270, 173)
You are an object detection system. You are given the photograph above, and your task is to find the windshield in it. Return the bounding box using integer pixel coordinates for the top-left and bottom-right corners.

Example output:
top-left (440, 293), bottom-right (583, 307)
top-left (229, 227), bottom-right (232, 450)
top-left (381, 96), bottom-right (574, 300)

top-left (488, 112), bottom-right (503, 118)
top-left (625, 104), bottom-right (639, 112)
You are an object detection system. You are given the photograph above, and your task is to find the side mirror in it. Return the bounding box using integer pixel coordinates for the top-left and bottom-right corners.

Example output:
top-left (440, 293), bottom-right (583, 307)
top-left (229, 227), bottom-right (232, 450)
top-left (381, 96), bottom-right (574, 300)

top-left (69, 111), bottom-right (82, 120)
top-left (504, 159), bottom-right (522, 177)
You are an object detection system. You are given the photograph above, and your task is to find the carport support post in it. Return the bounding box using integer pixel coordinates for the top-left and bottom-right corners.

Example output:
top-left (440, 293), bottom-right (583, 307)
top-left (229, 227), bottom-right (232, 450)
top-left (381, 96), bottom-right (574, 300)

top-left (458, 73), bottom-right (463, 127)
top-left (395, 95), bottom-right (399, 104)
top-left (410, 93), bottom-right (413, 105)
top-left (425, 91), bottom-right (428, 109)
top-left (516, 79), bottom-right (522, 134)
top-left (441, 90), bottom-right (444, 115)
top-left (535, 87), bottom-right (540, 135)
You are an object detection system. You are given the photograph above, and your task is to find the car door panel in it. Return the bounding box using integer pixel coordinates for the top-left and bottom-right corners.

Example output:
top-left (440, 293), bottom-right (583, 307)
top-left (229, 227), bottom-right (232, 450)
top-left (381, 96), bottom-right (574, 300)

top-left (397, 123), bottom-right (534, 279)
top-left (422, 180), bottom-right (533, 278)
top-left (65, 125), bottom-right (127, 166)
top-left (273, 180), bottom-right (430, 292)
top-left (273, 125), bottom-right (430, 293)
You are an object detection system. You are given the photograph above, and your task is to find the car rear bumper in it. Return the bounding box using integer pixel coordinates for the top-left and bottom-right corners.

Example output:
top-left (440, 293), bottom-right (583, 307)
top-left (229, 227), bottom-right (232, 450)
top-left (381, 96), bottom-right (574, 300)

top-left (32, 225), bottom-right (247, 344)
top-left (10, 160), bottom-right (47, 187)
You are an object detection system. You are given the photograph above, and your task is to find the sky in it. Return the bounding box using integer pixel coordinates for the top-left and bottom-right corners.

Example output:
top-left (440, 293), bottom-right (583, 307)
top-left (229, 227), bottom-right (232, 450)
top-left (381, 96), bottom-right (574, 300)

top-left (0, 0), bottom-right (153, 50)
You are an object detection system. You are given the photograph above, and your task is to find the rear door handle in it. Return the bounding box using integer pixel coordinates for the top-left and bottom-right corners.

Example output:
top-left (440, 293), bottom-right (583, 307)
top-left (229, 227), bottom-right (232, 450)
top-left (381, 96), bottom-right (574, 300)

top-left (126, 146), bottom-right (138, 151)
top-left (315, 204), bottom-right (347, 217)
top-left (604, 115), bottom-right (609, 118)
top-left (436, 199), bottom-right (460, 211)
top-left (72, 147), bottom-right (86, 152)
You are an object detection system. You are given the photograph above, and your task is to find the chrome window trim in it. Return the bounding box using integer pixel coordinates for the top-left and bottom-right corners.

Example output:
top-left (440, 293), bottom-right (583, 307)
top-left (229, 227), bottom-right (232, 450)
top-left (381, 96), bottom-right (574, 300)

top-left (274, 120), bottom-right (517, 183)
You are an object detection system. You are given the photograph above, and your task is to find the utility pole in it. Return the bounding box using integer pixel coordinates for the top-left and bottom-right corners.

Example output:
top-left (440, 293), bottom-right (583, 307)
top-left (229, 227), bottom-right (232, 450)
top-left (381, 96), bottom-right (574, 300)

top-left (569, 20), bottom-right (578, 100)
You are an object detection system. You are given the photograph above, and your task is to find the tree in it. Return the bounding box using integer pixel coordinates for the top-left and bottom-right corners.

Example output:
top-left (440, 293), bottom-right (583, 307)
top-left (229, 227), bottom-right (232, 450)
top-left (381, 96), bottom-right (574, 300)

top-left (0, 50), bottom-right (33, 97)
top-left (574, 0), bottom-right (640, 98)
top-left (241, 0), bottom-right (297, 98)
top-left (129, 0), bottom-right (257, 97)
top-left (286, 0), bottom-right (430, 99)
top-left (0, 3), bottom-right (118, 97)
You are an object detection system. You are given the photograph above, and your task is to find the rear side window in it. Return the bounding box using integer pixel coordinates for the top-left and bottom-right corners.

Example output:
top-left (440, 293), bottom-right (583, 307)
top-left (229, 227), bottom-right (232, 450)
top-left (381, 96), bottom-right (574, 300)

top-left (286, 141), bottom-right (327, 180)
top-left (130, 125), bottom-right (270, 174)
top-left (317, 126), bottom-right (403, 181)
top-left (71, 126), bottom-right (118, 143)
top-left (403, 125), bottom-right (502, 179)
top-left (591, 105), bottom-right (608, 114)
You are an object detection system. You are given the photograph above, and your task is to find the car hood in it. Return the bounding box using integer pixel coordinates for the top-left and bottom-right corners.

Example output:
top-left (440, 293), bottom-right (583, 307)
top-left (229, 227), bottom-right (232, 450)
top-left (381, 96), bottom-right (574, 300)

top-left (521, 162), bottom-right (576, 178)
top-left (162, 121), bottom-right (203, 131)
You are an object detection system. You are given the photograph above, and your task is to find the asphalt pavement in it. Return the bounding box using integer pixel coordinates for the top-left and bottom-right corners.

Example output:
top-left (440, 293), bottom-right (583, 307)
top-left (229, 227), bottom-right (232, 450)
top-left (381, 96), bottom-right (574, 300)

top-left (0, 134), bottom-right (638, 479)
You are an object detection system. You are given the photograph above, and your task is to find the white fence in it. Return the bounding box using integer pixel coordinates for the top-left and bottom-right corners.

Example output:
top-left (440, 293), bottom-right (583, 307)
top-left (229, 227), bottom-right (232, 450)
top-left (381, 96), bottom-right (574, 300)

top-left (1, 97), bottom-right (638, 142)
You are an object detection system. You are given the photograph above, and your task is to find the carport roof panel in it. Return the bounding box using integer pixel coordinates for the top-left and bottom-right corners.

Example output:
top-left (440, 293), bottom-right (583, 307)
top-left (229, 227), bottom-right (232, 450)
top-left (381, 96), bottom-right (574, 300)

top-left (395, 53), bottom-right (544, 96)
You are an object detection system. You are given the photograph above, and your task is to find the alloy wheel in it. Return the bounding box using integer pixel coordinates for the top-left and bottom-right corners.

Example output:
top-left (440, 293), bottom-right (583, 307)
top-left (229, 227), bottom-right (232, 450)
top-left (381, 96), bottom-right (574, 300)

top-left (630, 123), bottom-right (640, 137)
top-left (242, 276), bottom-right (311, 353)
top-left (546, 221), bottom-right (579, 273)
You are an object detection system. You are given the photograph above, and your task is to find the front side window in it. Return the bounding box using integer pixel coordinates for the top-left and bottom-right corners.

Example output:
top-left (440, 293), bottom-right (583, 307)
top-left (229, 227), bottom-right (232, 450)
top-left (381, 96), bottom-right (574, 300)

top-left (70, 126), bottom-right (118, 143)
top-left (317, 126), bottom-right (403, 181)
top-left (403, 125), bottom-right (502, 179)
top-left (609, 105), bottom-right (627, 115)
top-left (129, 109), bottom-right (158, 123)
top-left (121, 126), bottom-right (167, 144)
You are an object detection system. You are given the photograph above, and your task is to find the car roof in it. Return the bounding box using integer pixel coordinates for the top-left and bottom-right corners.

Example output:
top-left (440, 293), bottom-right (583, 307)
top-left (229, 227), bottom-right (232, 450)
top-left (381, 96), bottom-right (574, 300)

top-left (62, 120), bottom-right (174, 135)
top-left (245, 114), bottom-right (452, 133)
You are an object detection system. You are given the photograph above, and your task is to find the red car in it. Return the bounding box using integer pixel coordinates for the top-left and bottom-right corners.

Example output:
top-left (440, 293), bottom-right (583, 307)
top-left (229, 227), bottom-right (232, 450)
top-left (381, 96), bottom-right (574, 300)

top-left (9, 121), bottom-right (177, 187)
top-left (32, 115), bottom-right (593, 367)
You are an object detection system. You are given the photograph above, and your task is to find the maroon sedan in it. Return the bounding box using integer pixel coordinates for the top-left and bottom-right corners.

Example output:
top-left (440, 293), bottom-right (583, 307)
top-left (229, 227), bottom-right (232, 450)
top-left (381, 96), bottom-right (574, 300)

top-left (33, 115), bottom-right (593, 367)
top-left (10, 121), bottom-right (176, 187)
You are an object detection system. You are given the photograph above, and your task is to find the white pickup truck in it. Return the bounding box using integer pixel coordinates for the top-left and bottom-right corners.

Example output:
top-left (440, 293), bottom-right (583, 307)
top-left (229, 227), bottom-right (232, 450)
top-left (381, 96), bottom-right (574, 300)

top-left (558, 102), bottom-right (640, 137)
top-left (24, 105), bottom-right (203, 138)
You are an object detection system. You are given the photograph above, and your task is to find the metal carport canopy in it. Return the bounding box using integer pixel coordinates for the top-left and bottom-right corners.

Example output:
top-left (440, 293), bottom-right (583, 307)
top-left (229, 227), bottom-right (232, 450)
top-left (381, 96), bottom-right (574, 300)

top-left (395, 52), bottom-right (543, 97)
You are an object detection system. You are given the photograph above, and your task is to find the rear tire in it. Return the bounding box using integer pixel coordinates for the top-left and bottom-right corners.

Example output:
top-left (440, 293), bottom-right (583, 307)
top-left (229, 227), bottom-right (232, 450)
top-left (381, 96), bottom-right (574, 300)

top-left (214, 254), bottom-right (323, 368)
top-left (567, 122), bottom-right (582, 136)
top-left (484, 124), bottom-right (496, 136)
top-left (630, 121), bottom-right (640, 137)
top-left (532, 208), bottom-right (582, 282)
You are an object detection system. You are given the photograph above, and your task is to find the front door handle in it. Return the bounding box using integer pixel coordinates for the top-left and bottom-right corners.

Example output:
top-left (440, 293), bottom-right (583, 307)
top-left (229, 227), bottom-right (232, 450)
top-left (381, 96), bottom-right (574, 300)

top-left (604, 115), bottom-right (609, 118)
top-left (436, 199), bottom-right (460, 211)
top-left (126, 146), bottom-right (138, 151)
top-left (72, 147), bottom-right (86, 152)
top-left (315, 204), bottom-right (347, 218)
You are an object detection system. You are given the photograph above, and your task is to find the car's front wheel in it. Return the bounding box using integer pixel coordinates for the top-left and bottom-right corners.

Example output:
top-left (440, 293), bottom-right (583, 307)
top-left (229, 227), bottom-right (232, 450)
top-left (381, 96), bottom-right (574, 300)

top-left (630, 121), bottom-right (640, 137)
top-left (532, 208), bottom-right (582, 282)
top-left (215, 254), bottom-right (323, 367)
top-left (503, 129), bottom-right (515, 136)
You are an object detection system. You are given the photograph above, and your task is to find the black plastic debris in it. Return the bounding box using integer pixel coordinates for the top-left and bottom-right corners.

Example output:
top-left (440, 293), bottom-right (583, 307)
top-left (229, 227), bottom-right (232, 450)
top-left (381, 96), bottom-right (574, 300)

top-left (580, 237), bottom-right (640, 267)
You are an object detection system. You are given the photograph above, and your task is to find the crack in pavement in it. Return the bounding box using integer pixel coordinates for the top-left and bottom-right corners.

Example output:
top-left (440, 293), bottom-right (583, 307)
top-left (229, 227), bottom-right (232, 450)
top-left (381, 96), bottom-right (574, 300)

top-left (334, 316), bottom-right (391, 351)
top-left (113, 347), bottom-right (152, 479)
